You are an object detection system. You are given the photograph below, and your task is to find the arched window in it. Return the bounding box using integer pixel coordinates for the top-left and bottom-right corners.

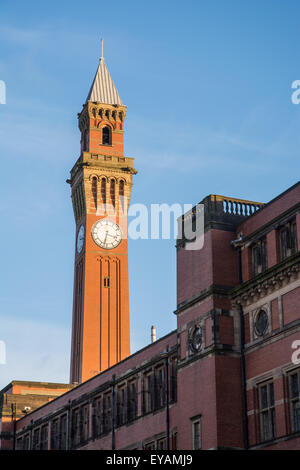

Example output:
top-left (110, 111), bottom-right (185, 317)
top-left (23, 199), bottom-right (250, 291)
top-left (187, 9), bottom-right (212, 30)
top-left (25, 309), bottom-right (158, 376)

top-left (102, 126), bottom-right (111, 145)
top-left (91, 177), bottom-right (97, 210)
top-left (110, 179), bottom-right (115, 208)
top-left (119, 180), bottom-right (124, 212)
top-left (101, 178), bottom-right (106, 211)
top-left (83, 129), bottom-right (89, 151)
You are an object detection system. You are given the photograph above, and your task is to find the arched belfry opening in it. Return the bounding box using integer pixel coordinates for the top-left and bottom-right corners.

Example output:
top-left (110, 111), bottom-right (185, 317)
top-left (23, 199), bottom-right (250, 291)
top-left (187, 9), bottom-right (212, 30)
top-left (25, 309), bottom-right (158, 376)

top-left (102, 126), bottom-right (111, 145)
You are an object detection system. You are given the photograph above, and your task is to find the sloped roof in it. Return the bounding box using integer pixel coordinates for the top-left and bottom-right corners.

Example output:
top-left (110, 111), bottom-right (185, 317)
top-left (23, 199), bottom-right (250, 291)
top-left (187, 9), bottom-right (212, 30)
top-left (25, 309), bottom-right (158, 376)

top-left (86, 57), bottom-right (123, 105)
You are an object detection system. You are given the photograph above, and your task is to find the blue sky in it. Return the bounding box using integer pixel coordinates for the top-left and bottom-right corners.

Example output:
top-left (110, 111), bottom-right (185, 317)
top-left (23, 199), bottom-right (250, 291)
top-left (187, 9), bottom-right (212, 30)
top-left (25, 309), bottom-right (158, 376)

top-left (0, 0), bottom-right (300, 389)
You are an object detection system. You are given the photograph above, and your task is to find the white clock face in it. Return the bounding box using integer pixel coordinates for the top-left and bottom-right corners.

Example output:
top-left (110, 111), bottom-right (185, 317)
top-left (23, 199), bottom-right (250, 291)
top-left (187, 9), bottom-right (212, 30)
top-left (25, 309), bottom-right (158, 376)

top-left (76, 225), bottom-right (85, 254)
top-left (91, 219), bottom-right (122, 250)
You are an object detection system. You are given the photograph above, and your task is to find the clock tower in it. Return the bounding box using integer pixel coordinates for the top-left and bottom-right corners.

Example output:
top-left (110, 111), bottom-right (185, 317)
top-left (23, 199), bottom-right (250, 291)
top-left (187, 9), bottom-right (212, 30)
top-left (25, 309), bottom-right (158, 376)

top-left (68, 49), bottom-right (137, 384)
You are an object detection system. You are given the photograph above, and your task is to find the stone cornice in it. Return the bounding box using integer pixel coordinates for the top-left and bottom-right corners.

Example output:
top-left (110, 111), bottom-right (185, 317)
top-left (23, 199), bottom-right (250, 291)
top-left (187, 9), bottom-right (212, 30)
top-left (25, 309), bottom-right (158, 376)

top-left (174, 285), bottom-right (233, 315)
top-left (232, 252), bottom-right (300, 306)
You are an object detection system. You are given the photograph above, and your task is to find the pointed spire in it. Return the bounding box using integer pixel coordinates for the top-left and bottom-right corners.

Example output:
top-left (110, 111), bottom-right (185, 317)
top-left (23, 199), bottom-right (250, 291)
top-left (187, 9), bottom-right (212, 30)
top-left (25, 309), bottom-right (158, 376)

top-left (85, 41), bottom-right (123, 105)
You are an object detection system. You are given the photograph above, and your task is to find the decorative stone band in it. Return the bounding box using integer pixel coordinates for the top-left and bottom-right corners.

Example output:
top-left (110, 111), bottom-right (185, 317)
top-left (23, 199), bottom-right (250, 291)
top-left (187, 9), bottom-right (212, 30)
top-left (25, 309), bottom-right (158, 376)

top-left (232, 252), bottom-right (300, 307)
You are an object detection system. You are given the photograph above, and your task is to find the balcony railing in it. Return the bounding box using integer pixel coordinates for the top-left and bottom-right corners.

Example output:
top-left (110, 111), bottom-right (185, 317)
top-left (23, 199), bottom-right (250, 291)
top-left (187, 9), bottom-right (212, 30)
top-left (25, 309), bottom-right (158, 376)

top-left (211, 194), bottom-right (264, 217)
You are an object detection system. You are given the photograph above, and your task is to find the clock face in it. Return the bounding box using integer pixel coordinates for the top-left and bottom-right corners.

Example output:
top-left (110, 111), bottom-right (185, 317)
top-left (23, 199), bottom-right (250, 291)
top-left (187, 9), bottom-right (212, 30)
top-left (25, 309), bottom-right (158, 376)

top-left (91, 219), bottom-right (122, 250)
top-left (77, 225), bottom-right (85, 254)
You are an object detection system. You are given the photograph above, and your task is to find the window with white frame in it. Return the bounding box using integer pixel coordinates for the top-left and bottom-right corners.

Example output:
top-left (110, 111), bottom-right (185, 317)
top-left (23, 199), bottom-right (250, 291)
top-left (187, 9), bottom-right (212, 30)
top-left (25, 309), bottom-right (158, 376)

top-left (191, 416), bottom-right (202, 450)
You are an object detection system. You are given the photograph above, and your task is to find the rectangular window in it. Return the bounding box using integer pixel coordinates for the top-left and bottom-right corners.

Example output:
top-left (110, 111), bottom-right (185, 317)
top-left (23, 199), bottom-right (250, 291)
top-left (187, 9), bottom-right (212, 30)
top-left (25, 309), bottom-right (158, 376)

top-left (60, 415), bottom-right (68, 450)
top-left (143, 371), bottom-right (154, 414)
top-left (289, 370), bottom-right (300, 432)
top-left (170, 356), bottom-right (178, 403)
top-left (71, 408), bottom-right (81, 447)
top-left (154, 366), bottom-right (165, 410)
top-left (103, 277), bottom-right (110, 288)
top-left (144, 441), bottom-right (156, 450)
top-left (252, 238), bottom-right (268, 276)
top-left (157, 438), bottom-right (166, 450)
top-left (24, 434), bottom-right (30, 450)
top-left (81, 404), bottom-right (89, 442)
top-left (259, 382), bottom-right (276, 442)
top-left (93, 396), bottom-right (103, 438)
top-left (16, 437), bottom-right (23, 450)
top-left (32, 428), bottom-right (40, 450)
top-left (192, 418), bottom-right (201, 450)
top-left (171, 432), bottom-right (177, 450)
top-left (280, 220), bottom-right (298, 261)
top-left (127, 380), bottom-right (137, 422)
top-left (116, 386), bottom-right (127, 426)
top-left (103, 393), bottom-right (112, 433)
top-left (40, 424), bottom-right (48, 450)
top-left (51, 418), bottom-right (60, 450)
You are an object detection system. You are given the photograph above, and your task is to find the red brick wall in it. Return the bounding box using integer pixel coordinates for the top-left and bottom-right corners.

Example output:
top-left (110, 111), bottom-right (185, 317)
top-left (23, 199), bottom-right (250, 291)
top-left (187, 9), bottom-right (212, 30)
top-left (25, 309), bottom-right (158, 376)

top-left (282, 287), bottom-right (300, 326)
top-left (211, 230), bottom-right (238, 287)
top-left (218, 316), bottom-right (234, 345)
top-left (177, 231), bottom-right (213, 306)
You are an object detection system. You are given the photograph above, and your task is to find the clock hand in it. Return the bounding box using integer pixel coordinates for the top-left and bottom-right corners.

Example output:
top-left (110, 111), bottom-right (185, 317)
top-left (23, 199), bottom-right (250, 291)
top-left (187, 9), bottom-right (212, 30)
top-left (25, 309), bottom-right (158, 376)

top-left (106, 233), bottom-right (117, 239)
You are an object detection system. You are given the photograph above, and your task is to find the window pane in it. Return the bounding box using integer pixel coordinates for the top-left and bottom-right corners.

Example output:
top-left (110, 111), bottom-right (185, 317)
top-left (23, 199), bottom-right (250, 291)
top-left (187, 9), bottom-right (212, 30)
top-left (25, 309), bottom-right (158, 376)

top-left (291, 222), bottom-right (298, 254)
top-left (293, 402), bottom-right (300, 432)
top-left (261, 411), bottom-right (270, 441)
top-left (260, 385), bottom-right (268, 409)
top-left (269, 383), bottom-right (274, 406)
top-left (193, 421), bottom-right (201, 450)
top-left (290, 373), bottom-right (299, 398)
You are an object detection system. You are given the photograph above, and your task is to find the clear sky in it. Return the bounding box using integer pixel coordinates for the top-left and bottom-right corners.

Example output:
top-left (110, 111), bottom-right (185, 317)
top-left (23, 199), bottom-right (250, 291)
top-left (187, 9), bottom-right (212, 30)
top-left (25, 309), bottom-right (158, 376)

top-left (0, 0), bottom-right (299, 389)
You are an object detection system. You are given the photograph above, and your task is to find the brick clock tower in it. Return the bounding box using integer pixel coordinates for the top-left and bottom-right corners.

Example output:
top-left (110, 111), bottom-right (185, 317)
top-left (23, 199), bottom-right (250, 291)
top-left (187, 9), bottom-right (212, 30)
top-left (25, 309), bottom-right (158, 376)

top-left (68, 50), bottom-right (137, 384)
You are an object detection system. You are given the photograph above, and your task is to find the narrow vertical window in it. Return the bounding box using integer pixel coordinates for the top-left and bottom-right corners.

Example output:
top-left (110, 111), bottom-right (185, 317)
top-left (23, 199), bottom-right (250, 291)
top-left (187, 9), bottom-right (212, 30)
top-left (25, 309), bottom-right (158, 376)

top-left (127, 380), bottom-right (137, 422)
top-left (40, 424), bottom-right (48, 450)
top-left (259, 382), bottom-right (276, 441)
top-left (157, 438), bottom-right (166, 449)
top-left (101, 178), bottom-right (106, 212)
top-left (83, 129), bottom-right (89, 151)
top-left (192, 418), bottom-right (201, 450)
top-left (110, 179), bottom-right (115, 208)
top-left (81, 404), bottom-right (89, 442)
top-left (91, 177), bottom-right (97, 210)
top-left (279, 219), bottom-right (298, 261)
top-left (102, 126), bottom-right (111, 145)
top-left (154, 366), bottom-right (165, 410)
top-left (116, 386), bottom-right (127, 426)
top-left (60, 415), bottom-right (67, 450)
top-left (170, 356), bottom-right (178, 403)
top-left (289, 370), bottom-right (300, 432)
top-left (252, 238), bottom-right (268, 276)
top-left (32, 428), bottom-right (40, 450)
top-left (103, 393), bottom-right (112, 433)
top-left (92, 396), bottom-right (103, 438)
top-left (143, 371), bottom-right (154, 414)
top-left (50, 418), bottom-right (60, 450)
top-left (119, 180), bottom-right (125, 212)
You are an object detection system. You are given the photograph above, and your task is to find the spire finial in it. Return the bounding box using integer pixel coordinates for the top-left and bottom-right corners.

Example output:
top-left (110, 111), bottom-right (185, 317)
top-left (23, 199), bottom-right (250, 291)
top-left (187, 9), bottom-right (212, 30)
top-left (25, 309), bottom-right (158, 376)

top-left (101, 38), bottom-right (104, 60)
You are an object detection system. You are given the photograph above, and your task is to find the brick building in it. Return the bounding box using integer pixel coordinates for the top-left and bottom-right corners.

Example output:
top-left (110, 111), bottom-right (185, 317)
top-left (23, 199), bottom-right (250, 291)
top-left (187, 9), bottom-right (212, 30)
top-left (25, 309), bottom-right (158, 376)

top-left (1, 51), bottom-right (300, 450)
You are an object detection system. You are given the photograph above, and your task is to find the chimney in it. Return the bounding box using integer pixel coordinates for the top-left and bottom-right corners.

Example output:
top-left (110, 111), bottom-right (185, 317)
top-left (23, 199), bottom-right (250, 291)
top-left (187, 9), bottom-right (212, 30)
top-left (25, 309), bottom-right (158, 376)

top-left (151, 325), bottom-right (156, 343)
